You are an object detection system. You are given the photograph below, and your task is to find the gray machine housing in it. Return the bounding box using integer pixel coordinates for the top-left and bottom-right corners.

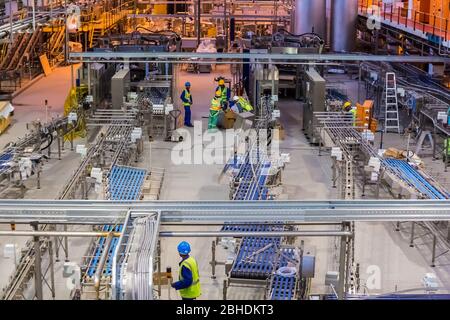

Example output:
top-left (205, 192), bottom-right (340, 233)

top-left (111, 69), bottom-right (131, 110)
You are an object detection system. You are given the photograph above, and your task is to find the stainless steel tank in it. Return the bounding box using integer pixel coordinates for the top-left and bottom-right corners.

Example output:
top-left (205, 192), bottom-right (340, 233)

top-left (330, 0), bottom-right (358, 52)
top-left (293, 0), bottom-right (327, 40)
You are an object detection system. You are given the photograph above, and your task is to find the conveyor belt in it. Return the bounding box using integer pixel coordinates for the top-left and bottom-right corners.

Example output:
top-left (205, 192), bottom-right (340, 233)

top-left (269, 248), bottom-right (298, 300)
top-left (228, 224), bottom-right (283, 280)
top-left (384, 159), bottom-right (449, 200)
top-left (224, 152), bottom-right (299, 298)
top-left (0, 152), bottom-right (12, 174)
top-left (227, 154), bottom-right (280, 279)
top-left (270, 275), bottom-right (296, 300)
top-left (86, 166), bottom-right (147, 278)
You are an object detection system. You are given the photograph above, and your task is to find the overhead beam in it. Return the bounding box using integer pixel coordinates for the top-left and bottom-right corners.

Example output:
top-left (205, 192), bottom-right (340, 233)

top-left (69, 52), bottom-right (450, 64)
top-left (0, 200), bottom-right (448, 223)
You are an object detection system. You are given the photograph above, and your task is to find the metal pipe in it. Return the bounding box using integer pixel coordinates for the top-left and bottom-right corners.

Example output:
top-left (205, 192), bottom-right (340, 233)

top-left (159, 231), bottom-right (354, 237)
top-left (94, 233), bottom-right (114, 299)
top-left (0, 231), bottom-right (122, 237)
top-left (69, 52), bottom-right (450, 63)
top-left (161, 222), bottom-right (343, 226)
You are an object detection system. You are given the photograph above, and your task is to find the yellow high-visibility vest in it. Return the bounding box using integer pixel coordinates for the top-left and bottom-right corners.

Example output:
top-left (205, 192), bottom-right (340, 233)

top-left (182, 89), bottom-right (192, 107)
top-left (210, 98), bottom-right (221, 111)
top-left (179, 256), bottom-right (201, 299)
top-left (238, 97), bottom-right (253, 112)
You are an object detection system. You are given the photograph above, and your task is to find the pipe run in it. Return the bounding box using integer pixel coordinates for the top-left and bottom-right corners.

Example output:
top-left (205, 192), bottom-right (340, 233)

top-left (94, 233), bottom-right (114, 299)
top-left (159, 231), bottom-right (354, 237)
top-left (0, 231), bottom-right (122, 237)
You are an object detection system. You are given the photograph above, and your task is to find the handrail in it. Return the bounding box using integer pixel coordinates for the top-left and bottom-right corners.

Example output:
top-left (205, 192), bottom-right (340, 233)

top-left (358, 0), bottom-right (449, 41)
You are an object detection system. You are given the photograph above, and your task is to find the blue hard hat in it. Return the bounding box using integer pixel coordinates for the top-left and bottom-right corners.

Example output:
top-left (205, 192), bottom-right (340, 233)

top-left (177, 241), bottom-right (191, 255)
top-left (185, 82), bottom-right (191, 87)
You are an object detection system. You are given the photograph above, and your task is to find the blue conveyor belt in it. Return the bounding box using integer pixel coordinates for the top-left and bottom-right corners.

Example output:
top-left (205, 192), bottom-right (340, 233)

top-left (270, 275), bottom-right (296, 300)
top-left (0, 152), bottom-right (12, 174)
top-left (269, 248), bottom-right (297, 300)
top-left (384, 159), bottom-right (449, 200)
top-left (224, 154), bottom-right (298, 299)
top-left (87, 166), bottom-right (146, 278)
top-left (226, 154), bottom-right (286, 280)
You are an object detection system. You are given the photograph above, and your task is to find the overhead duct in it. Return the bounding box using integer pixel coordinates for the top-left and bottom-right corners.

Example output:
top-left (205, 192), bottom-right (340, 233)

top-left (330, 0), bottom-right (358, 52)
top-left (292, 0), bottom-right (326, 40)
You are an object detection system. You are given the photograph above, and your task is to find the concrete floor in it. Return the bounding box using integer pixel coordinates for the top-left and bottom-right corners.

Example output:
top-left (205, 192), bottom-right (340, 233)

top-left (0, 66), bottom-right (449, 300)
top-left (0, 64), bottom-right (90, 299)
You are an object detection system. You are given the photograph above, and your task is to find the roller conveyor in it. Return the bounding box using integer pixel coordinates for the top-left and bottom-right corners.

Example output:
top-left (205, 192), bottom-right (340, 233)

top-left (230, 231), bottom-right (280, 279)
top-left (226, 153), bottom-right (287, 279)
top-left (269, 248), bottom-right (298, 300)
top-left (223, 150), bottom-right (299, 298)
top-left (270, 275), bottom-right (296, 300)
top-left (86, 165), bottom-right (147, 279)
top-left (384, 159), bottom-right (449, 200)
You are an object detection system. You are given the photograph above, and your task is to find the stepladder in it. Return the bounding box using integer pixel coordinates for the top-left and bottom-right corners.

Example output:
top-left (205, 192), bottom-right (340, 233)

top-left (384, 72), bottom-right (401, 134)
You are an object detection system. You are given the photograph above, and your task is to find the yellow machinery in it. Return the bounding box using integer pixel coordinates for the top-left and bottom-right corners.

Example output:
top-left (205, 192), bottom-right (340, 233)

top-left (355, 100), bottom-right (378, 132)
top-left (0, 101), bottom-right (14, 135)
top-left (63, 86), bottom-right (87, 140)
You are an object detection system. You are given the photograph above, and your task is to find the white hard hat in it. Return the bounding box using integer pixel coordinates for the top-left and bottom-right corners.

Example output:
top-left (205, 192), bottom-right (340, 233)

top-left (233, 96), bottom-right (239, 101)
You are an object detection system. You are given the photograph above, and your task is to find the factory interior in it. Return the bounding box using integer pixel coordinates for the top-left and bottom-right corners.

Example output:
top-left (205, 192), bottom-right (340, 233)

top-left (0, 0), bottom-right (449, 302)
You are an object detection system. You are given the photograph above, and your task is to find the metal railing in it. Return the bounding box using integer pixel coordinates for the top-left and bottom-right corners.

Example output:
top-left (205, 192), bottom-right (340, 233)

top-left (359, 0), bottom-right (449, 41)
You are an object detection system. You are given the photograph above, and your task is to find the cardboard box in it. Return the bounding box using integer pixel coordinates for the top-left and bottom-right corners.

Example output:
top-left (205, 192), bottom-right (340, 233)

top-left (222, 110), bottom-right (237, 129)
top-left (273, 124), bottom-right (285, 141)
top-left (384, 147), bottom-right (402, 159)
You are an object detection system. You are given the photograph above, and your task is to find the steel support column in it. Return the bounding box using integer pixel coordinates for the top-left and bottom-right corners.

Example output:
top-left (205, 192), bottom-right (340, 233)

top-left (31, 222), bottom-right (43, 300)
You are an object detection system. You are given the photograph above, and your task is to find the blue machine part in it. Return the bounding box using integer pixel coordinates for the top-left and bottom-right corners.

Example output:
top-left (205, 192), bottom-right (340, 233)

top-left (87, 166), bottom-right (147, 278)
top-left (384, 159), bottom-right (449, 199)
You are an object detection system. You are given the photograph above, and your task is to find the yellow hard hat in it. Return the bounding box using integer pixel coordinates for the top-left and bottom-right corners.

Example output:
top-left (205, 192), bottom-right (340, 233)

top-left (218, 79), bottom-right (225, 86)
top-left (215, 90), bottom-right (221, 97)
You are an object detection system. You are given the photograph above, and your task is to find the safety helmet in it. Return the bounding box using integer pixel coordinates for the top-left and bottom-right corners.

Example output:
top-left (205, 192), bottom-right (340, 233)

top-left (343, 101), bottom-right (352, 111)
top-left (218, 79), bottom-right (225, 86)
top-left (233, 96), bottom-right (239, 102)
top-left (185, 82), bottom-right (191, 87)
top-left (177, 241), bottom-right (191, 255)
top-left (215, 90), bottom-right (222, 97)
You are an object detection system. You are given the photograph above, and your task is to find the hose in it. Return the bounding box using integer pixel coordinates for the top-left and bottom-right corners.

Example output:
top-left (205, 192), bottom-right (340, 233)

top-left (40, 133), bottom-right (53, 151)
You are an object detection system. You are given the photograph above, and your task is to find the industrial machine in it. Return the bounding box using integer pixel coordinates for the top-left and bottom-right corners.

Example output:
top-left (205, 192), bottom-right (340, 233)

top-left (302, 67), bottom-right (326, 144)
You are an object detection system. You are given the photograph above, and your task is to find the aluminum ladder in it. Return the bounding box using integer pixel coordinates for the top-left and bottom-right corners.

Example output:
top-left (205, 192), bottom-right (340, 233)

top-left (384, 72), bottom-right (401, 133)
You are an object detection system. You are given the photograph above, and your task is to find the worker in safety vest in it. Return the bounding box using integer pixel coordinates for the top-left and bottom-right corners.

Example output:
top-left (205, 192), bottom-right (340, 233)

top-left (343, 101), bottom-right (356, 126)
top-left (208, 91), bottom-right (222, 130)
top-left (444, 138), bottom-right (450, 168)
top-left (215, 78), bottom-right (230, 109)
top-left (230, 96), bottom-right (253, 113)
top-left (180, 82), bottom-right (193, 127)
top-left (171, 241), bottom-right (201, 300)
